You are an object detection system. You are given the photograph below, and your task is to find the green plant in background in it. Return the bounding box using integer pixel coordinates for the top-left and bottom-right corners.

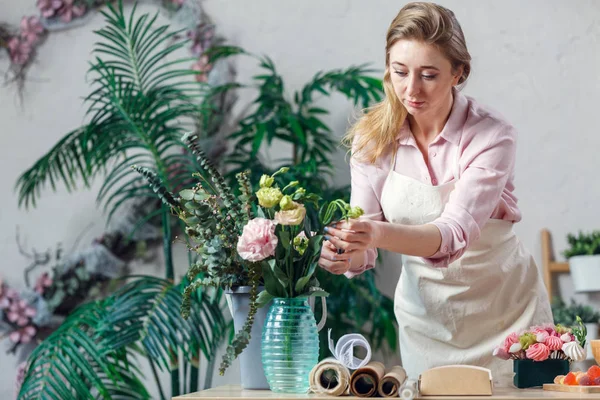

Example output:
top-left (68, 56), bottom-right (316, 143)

top-left (17, 277), bottom-right (228, 400)
top-left (563, 231), bottom-right (600, 259)
top-left (223, 49), bottom-right (382, 197)
top-left (14, 1), bottom-right (233, 397)
top-left (551, 296), bottom-right (600, 326)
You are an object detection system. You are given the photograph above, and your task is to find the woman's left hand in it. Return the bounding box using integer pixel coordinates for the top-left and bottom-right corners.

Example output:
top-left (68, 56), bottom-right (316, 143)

top-left (323, 219), bottom-right (379, 253)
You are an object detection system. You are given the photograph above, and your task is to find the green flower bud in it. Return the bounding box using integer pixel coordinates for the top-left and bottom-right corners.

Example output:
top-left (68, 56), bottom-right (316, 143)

top-left (279, 195), bottom-right (296, 211)
top-left (347, 206), bottom-right (365, 219)
top-left (259, 174), bottom-right (274, 188)
top-left (272, 167), bottom-right (290, 177)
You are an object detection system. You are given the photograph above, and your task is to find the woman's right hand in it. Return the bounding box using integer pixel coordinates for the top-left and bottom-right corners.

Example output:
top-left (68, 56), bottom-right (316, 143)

top-left (318, 239), bottom-right (353, 275)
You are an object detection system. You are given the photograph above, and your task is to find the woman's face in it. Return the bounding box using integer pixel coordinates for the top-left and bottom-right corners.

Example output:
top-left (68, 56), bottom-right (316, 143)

top-left (388, 39), bottom-right (462, 117)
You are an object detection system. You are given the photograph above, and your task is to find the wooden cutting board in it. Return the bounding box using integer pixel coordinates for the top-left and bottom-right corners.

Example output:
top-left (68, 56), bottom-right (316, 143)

top-left (543, 383), bottom-right (600, 393)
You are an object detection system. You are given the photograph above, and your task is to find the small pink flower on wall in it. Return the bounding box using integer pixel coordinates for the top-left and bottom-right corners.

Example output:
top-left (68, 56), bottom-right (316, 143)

top-left (8, 38), bottom-right (32, 65)
top-left (20, 16), bottom-right (45, 45)
top-left (188, 24), bottom-right (215, 56)
top-left (36, 0), bottom-right (63, 19)
top-left (191, 55), bottom-right (212, 82)
top-left (7, 297), bottom-right (37, 327)
top-left (34, 272), bottom-right (53, 295)
top-left (172, 0), bottom-right (185, 5)
top-left (58, 0), bottom-right (86, 23)
top-left (9, 325), bottom-right (37, 344)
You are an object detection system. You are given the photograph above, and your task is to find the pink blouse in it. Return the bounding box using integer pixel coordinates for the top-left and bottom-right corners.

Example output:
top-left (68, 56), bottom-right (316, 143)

top-left (346, 89), bottom-right (521, 277)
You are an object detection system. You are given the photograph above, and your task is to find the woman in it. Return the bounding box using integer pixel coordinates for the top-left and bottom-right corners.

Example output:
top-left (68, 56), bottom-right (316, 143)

top-left (318, 2), bottom-right (553, 384)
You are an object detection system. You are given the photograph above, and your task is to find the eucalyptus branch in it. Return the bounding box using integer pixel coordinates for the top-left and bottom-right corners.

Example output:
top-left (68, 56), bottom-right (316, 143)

top-left (183, 133), bottom-right (241, 217)
top-left (235, 171), bottom-right (252, 223)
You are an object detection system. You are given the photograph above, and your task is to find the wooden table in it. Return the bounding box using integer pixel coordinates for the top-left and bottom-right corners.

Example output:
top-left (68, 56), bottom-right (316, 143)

top-left (173, 385), bottom-right (600, 399)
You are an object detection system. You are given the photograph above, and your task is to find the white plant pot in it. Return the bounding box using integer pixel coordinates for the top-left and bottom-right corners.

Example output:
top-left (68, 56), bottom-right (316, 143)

top-left (568, 255), bottom-right (600, 292)
top-left (585, 322), bottom-right (599, 359)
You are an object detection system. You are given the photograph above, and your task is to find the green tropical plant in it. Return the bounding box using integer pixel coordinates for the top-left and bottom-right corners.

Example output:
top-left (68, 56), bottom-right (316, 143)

top-left (563, 230), bottom-right (600, 259)
top-left (14, 1), bottom-right (233, 397)
top-left (17, 276), bottom-right (229, 400)
top-left (217, 48), bottom-right (379, 192)
top-left (552, 296), bottom-right (600, 325)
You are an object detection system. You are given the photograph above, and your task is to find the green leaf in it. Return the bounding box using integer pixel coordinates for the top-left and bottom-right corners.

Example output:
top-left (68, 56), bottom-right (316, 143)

top-left (295, 275), bottom-right (311, 293)
top-left (279, 229), bottom-right (290, 250)
top-left (251, 124), bottom-right (266, 157)
top-left (262, 261), bottom-right (287, 298)
top-left (256, 290), bottom-right (274, 308)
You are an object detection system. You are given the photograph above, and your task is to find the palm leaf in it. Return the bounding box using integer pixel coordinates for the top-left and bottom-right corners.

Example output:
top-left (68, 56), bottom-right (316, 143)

top-left (15, 1), bottom-right (207, 221)
top-left (18, 276), bottom-right (228, 399)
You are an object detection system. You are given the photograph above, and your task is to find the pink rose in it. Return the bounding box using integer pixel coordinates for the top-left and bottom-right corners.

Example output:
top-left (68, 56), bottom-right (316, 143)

top-left (545, 335), bottom-right (563, 351)
top-left (526, 343), bottom-right (550, 362)
top-left (503, 332), bottom-right (520, 352)
top-left (237, 218), bottom-right (278, 262)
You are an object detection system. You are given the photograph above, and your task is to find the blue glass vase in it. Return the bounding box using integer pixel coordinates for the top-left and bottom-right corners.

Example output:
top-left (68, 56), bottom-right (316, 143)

top-left (261, 297), bottom-right (319, 393)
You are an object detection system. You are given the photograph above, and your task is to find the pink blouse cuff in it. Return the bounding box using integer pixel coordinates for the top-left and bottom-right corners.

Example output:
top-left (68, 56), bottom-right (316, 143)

top-left (344, 247), bottom-right (377, 279)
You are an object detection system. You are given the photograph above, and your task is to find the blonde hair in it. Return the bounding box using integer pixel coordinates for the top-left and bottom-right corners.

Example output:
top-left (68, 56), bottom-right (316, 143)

top-left (344, 2), bottom-right (471, 164)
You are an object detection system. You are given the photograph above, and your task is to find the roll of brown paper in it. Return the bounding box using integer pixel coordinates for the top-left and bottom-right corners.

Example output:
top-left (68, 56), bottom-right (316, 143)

top-left (309, 357), bottom-right (351, 396)
top-left (377, 365), bottom-right (407, 397)
top-left (349, 361), bottom-right (385, 397)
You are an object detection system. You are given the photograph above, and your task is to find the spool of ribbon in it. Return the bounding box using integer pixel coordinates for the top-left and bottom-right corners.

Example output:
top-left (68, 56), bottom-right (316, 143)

top-left (377, 365), bottom-right (408, 397)
top-left (308, 357), bottom-right (351, 396)
top-left (327, 328), bottom-right (372, 370)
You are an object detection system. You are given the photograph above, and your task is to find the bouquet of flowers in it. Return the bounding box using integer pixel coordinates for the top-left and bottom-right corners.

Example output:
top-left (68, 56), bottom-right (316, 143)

top-left (238, 168), bottom-right (363, 306)
top-left (492, 317), bottom-right (588, 362)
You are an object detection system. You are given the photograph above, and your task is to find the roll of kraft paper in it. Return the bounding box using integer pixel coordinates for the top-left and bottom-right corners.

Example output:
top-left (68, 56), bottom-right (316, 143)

top-left (308, 357), bottom-right (351, 396)
top-left (377, 365), bottom-right (407, 398)
top-left (349, 361), bottom-right (385, 397)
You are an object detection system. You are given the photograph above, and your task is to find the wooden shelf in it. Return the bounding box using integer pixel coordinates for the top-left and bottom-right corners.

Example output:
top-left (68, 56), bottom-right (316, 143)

top-left (541, 229), bottom-right (570, 299)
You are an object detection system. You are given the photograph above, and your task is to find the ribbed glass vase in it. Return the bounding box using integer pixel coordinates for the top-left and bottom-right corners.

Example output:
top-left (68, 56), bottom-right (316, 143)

top-left (261, 297), bottom-right (319, 393)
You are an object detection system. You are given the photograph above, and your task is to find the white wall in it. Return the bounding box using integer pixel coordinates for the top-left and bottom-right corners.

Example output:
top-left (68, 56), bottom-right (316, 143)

top-left (2, 0), bottom-right (600, 397)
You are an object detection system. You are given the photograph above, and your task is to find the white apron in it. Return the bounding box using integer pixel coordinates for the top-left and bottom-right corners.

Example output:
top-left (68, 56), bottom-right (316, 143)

top-left (380, 144), bottom-right (553, 386)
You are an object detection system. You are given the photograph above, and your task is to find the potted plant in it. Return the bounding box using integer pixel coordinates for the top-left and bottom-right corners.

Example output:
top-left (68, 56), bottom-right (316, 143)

top-left (493, 318), bottom-right (588, 388)
top-left (563, 230), bottom-right (600, 292)
top-left (552, 297), bottom-right (600, 359)
top-left (137, 140), bottom-right (364, 393)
